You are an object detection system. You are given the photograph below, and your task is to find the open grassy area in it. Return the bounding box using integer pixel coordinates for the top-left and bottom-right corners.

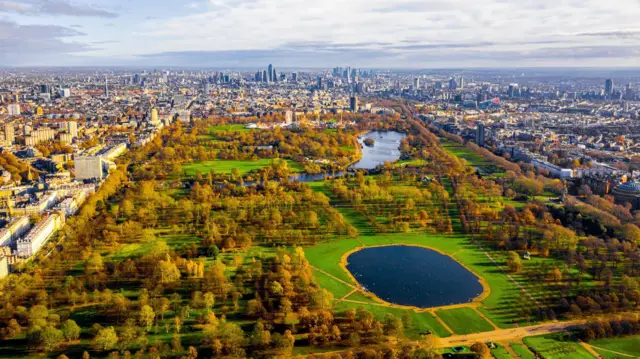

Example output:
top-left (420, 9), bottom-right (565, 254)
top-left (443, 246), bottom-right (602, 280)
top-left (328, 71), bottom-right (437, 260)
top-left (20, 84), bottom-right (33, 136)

top-left (182, 158), bottom-right (304, 176)
top-left (523, 334), bottom-right (596, 359)
top-left (435, 307), bottom-right (494, 334)
top-left (510, 342), bottom-right (536, 359)
top-left (589, 335), bottom-right (640, 357)
top-left (440, 139), bottom-right (487, 167)
top-left (207, 124), bottom-right (254, 133)
top-left (491, 344), bottom-right (515, 359)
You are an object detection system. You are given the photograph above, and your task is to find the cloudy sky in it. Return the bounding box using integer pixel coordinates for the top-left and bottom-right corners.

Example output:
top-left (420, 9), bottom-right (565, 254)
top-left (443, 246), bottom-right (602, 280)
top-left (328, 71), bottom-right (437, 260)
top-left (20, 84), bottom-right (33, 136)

top-left (1, 0), bottom-right (640, 68)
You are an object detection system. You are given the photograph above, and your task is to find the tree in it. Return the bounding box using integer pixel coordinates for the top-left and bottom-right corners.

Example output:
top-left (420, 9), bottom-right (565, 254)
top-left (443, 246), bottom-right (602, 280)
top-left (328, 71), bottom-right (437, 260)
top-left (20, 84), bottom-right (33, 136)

top-left (470, 342), bottom-right (491, 358)
top-left (139, 305), bottom-right (155, 331)
top-left (93, 327), bottom-right (119, 351)
top-left (39, 325), bottom-right (64, 352)
top-left (420, 334), bottom-right (440, 350)
top-left (506, 251), bottom-right (523, 273)
top-left (61, 319), bottom-right (81, 341)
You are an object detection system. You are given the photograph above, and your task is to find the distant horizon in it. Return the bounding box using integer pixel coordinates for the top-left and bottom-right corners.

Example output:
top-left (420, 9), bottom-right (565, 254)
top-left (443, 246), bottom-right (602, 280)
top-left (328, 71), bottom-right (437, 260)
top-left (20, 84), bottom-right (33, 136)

top-left (2, 0), bottom-right (640, 68)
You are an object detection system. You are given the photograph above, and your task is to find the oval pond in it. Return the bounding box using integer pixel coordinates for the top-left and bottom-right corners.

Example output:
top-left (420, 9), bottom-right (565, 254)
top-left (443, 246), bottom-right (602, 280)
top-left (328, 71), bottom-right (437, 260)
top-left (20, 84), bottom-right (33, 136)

top-left (345, 245), bottom-right (484, 308)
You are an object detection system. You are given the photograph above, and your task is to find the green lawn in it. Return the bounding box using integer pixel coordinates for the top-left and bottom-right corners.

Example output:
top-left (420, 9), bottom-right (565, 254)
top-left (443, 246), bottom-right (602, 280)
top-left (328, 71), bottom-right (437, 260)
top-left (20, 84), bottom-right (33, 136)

top-left (183, 158), bottom-right (303, 176)
top-left (435, 307), bottom-right (494, 334)
top-left (207, 124), bottom-right (254, 133)
top-left (491, 344), bottom-right (515, 359)
top-left (440, 139), bottom-right (487, 167)
top-left (589, 335), bottom-right (640, 357)
top-left (510, 342), bottom-right (536, 359)
top-left (524, 334), bottom-right (596, 359)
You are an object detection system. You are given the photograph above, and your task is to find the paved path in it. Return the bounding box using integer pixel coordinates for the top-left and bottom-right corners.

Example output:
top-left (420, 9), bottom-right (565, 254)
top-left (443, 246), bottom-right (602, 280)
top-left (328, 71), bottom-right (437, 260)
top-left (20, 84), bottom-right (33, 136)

top-left (310, 265), bottom-right (358, 290)
top-left (438, 319), bottom-right (585, 348)
top-left (579, 341), bottom-right (604, 358)
top-left (336, 289), bottom-right (359, 303)
top-left (582, 342), bottom-right (639, 358)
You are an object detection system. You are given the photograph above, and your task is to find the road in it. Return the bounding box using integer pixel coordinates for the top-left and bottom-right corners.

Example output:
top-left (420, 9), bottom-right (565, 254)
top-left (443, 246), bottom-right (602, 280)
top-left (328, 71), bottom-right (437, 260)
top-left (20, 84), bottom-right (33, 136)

top-left (438, 319), bottom-right (585, 347)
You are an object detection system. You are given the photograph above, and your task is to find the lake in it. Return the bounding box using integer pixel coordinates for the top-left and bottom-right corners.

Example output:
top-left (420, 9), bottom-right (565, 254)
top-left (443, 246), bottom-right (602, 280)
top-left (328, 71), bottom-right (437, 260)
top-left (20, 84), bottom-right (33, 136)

top-left (352, 131), bottom-right (406, 170)
top-left (345, 245), bottom-right (484, 308)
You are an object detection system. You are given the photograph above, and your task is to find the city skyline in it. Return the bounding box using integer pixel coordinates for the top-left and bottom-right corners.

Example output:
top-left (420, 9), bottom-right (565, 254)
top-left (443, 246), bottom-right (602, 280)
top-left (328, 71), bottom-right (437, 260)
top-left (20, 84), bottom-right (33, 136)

top-left (2, 0), bottom-right (640, 67)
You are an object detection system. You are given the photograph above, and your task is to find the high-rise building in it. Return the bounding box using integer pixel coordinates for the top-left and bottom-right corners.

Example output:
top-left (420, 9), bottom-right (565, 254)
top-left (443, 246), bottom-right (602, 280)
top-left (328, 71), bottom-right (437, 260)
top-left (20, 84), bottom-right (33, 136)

top-left (268, 64), bottom-right (273, 82)
top-left (476, 121), bottom-right (485, 147)
top-left (75, 156), bottom-right (104, 180)
top-left (459, 77), bottom-right (465, 89)
top-left (151, 109), bottom-right (159, 123)
top-left (413, 77), bottom-right (420, 89)
top-left (272, 68), bottom-right (277, 83)
top-left (262, 70), bottom-right (268, 83)
top-left (5, 124), bottom-right (15, 144)
top-left (40, 85), bottom-right (49, 94)
top-left (104, 76), bottom-right (109, 97)
top-left (66, 121), bottom-right (78, 138)
top-left (61, 88), bottom-right (71, 97)
top-left (7, 104), bottom-right (20, 116)
top-left (350, 96), bottom-right (358, 112)
top-left (317, 76), bottom-right (323, 89)
top-left (448, 78), bottom-right (457, 90)
top-left (605, 79), bottom-right (614, 98)
top-left (292, 72), bottom-right (298, 82)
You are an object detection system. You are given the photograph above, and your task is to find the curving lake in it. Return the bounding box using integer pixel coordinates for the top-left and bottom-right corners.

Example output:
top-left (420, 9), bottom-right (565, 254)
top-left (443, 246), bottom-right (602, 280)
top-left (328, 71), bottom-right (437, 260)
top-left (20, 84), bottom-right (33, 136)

top-left (345, 245), bottom-right (484, 308)
top-left (352, 131), bottom-right (406, 170)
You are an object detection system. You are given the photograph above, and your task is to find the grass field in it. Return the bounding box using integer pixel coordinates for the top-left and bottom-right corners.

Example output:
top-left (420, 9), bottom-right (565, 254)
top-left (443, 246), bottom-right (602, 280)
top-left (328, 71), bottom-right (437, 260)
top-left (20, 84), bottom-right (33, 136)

top-left (524, 334), bottom-right (596, 359)
top-left (491, 344), bottom-right (514, 359)
top-left (440, 139), bottom-right (487, 167)
top-left (183, 158), bottom-right (304, 176)
top-left (510, 342), bottom-right (536, 359)
top-left (207, 124), bottom-right (254, 133)
top-left (589, 335), bottom-right (640, 357)
top-left (435, 308), bottom-right (494, 335)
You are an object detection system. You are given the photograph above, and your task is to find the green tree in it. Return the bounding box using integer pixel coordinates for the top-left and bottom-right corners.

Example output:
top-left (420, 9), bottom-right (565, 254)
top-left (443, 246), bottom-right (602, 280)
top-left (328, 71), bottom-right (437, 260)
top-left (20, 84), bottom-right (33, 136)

top-left (93, 326), bottom-right (119, 351)
top-left (39, 325), bottom-right (64, 352)
top-left (61, 319), bottom-right (81, 341)
top-left (139, 305), bottom-right (155, 331)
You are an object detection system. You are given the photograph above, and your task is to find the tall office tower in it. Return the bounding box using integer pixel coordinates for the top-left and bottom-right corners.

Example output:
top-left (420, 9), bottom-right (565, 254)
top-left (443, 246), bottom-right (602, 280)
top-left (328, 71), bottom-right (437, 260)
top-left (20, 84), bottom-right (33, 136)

top-left (61, 88), bottom-right (71, 97)
top-left (151, 109), bottom-right (159, 123)
top-left (459, 77), bottom-right (465, 89)
top-left (7, 104), bottom-right (20, 116)
top-left (255, 71), bottom-right (262, 82)
top-left (66, 121), bottom-right (78, 138)
top-left (413, 77), bottom-right (420, 89)
top-left (272, 69), bottom-right (277, 83)
top-left (317, 76), bottom-right (323, 89)
top-left (448, 78), bottom-right (457, 90)
top-left (5, 124), bottom-right (15, 143)
top-left (476, 121), bottom-right (485, 147)
top-left (350, 96), bottom-right (358, 112)
top-left (605, 79), bottom-right (614, 98)
top-left (292, 72), bottom-right (298, 82)
top-left (346, 67), bottom-right (352, 83)
top-left (268, 64), bottom-right (273, 82)
top-left (203, 82), bottom-right (210, 95)
top-left (104, 76), bottom-right (109, 97)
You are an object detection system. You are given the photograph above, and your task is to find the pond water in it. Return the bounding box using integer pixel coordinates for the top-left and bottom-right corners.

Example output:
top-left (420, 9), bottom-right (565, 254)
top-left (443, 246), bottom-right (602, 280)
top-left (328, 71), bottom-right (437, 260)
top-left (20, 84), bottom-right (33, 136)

top-left (345, 245), bottom-right (484, 308)
top-left (352, 131), bottom-right (406, 170)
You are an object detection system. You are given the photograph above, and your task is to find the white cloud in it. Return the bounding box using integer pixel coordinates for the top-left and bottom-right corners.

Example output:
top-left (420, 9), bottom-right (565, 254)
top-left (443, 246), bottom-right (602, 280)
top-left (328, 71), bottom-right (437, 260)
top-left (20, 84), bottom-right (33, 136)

top-left (4, 0), bottom-right (640, 66)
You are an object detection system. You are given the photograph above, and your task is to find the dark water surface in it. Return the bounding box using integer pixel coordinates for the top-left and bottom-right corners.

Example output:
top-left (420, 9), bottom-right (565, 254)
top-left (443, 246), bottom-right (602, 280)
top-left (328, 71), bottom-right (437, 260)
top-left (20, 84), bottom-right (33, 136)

top-left (346, 245), bottom-right (484, 308)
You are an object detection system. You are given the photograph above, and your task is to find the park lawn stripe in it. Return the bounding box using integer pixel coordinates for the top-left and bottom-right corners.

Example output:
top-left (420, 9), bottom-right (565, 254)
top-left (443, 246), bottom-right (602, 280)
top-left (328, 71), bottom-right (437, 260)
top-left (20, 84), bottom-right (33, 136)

top-left (510, 342), bottom-right (536, 359)
top-left (524, 334), bottom-right (597, 359)
top-left (588, 335), bottom-right (640, 357)
top-left (435, 307), bottom-right (494, 335)
top-left (183, 158), bottom-right (303, 176)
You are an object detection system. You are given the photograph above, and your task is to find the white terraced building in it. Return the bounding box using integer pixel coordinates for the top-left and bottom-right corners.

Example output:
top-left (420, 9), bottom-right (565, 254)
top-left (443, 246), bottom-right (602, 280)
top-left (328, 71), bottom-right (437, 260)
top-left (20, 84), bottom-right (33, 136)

top-left (16, 213), bottom-right (64, 258)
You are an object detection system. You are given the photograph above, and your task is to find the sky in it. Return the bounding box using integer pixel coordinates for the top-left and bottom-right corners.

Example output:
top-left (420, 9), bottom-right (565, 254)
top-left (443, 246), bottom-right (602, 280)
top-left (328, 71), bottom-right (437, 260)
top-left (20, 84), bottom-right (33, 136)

top-left (1, 0), bottom-right (640, 68)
